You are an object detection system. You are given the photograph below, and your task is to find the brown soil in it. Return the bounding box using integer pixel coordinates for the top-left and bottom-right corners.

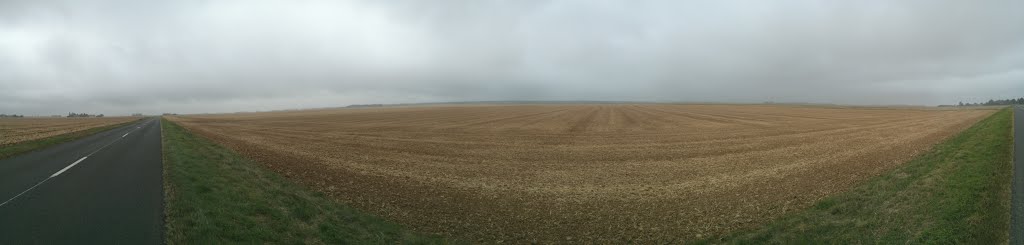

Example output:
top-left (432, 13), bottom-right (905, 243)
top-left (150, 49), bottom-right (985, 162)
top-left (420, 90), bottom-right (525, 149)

top-left (0, 117), bottom-right (138, 146)
top-left (167, 104), bottom-right (994, 242)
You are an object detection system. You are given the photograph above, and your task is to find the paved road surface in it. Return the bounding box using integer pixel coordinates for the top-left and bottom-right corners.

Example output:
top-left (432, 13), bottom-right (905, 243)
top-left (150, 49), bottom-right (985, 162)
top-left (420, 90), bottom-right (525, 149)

top-left (1013, 106), bottom-right (1023, 243)
top-left (0, 118), bottom-right (163, 244)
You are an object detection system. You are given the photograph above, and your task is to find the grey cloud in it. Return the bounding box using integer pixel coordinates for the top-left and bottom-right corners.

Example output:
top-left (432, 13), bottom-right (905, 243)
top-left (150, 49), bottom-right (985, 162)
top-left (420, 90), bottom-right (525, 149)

top-left (1, 0), bottom-right (1022, 115)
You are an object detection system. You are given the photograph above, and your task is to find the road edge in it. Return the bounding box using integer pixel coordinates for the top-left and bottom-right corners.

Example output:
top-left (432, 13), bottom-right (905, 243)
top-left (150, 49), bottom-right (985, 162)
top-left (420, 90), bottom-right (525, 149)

top-left (1012, 106), bottom-right (1022, 244)
top-left (160, 117), bottom-right (448, 244)
top-left (0, 118), bottom-right (145, 160)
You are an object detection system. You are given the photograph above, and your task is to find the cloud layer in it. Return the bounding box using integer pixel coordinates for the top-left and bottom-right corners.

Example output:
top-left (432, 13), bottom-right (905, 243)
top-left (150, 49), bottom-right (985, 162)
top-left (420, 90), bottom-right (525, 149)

top-left (2, 0), bottom-right (1023, 115)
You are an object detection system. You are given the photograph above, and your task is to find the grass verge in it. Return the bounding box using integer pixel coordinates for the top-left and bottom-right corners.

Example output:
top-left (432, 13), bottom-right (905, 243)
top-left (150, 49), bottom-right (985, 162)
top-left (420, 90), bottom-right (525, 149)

top-left (701, 108), bottom-right (1013, 244)
top-left (161, 118), bottom-right (447, 244)
top-left (0, 119), bottom-right (141, 160)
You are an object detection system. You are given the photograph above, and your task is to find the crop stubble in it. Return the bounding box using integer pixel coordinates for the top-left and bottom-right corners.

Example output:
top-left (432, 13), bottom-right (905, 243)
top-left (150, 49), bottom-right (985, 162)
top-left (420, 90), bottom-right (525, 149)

top-left (167, 104), bottom-right (993, 242)
top-left (0, 117), bottom-right (137, 146)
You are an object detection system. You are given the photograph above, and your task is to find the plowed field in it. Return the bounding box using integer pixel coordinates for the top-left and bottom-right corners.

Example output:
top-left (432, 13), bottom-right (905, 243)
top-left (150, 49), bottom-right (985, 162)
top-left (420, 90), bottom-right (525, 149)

top-left (167, 104), bottom-right (994, 242)
top-left (0, 117), bottom-right (138, 146)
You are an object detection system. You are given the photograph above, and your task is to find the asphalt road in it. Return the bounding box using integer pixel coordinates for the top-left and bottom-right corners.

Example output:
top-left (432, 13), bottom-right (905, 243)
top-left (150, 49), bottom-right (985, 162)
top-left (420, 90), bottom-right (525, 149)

top-left (0, 118), bottom-right (163, 244)
top-left (1013, 106), bottom-right (1023, 243)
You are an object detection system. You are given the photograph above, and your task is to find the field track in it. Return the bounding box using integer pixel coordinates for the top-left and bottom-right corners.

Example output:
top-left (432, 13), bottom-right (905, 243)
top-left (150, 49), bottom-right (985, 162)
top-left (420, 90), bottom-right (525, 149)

top-left (168, 104), bottom-right (994, 242)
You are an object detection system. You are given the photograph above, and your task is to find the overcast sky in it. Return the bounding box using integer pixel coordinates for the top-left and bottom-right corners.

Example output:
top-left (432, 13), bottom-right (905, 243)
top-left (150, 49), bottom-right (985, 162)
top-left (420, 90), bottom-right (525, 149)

top-left (1, 0), bottom-right (1023, 115)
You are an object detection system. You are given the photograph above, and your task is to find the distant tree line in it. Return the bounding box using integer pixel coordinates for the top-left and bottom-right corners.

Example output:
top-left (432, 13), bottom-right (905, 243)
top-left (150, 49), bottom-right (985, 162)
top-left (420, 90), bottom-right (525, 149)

top-left (958, 98), bottom-right (1024, 106)
top-left (67, 112), bottom-right (104, 117)
top-left (0, 114), bottom-right (24, 118)
top-left (346, 104), bottom-right (384, 108)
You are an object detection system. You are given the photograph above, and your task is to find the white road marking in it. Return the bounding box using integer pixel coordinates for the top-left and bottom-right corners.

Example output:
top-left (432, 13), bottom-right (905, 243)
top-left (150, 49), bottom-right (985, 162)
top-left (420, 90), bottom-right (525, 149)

top-left (51, 157), bottom-right (87, 178)
top-left (0, 119), bottom-right (153, 208)
top-left (0, 178), bottom-right (50, 208)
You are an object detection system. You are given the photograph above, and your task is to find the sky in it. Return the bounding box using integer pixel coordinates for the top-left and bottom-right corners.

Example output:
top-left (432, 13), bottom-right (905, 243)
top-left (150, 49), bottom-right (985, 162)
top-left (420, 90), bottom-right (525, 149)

top-left (1, 0), bottom-right (1023, 115)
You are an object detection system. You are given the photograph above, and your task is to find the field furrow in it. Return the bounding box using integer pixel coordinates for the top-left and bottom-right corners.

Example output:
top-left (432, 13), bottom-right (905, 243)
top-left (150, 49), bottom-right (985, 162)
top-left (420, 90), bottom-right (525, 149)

top-left (167, 104), bottom-right (994, 242)
top-left (0, 117), bottom-right (138, 146)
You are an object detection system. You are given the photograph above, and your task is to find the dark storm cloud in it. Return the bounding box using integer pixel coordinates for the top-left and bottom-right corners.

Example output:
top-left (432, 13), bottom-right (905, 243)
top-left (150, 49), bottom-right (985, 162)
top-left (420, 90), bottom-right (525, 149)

top-left (1, 0), bottom-right (1022, 115)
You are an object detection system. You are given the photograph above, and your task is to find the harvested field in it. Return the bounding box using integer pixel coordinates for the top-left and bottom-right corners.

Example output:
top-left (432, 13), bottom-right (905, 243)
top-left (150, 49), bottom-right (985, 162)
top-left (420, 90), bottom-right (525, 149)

top-left (0, 117), bottom-right (138, 146)
top-left (166, 104), bottom-right (995, 242)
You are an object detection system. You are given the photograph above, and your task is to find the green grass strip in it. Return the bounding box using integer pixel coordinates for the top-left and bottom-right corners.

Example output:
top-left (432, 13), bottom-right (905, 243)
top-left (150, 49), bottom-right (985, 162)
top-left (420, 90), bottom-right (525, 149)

top-left (161, 118), bottom-right (448, 244)
top-left (0, 119), bottom-right (142, 160)
top-left (701, 108), bottom-right (1013, 244)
